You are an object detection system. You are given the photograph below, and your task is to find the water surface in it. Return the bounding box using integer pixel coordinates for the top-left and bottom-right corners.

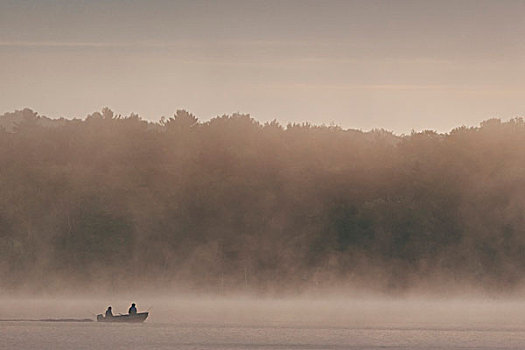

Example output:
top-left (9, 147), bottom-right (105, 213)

top-left (2, 297), bottom-right (525, 349)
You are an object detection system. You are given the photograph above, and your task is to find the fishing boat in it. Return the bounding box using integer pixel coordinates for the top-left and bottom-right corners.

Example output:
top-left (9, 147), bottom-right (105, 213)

top-left (96, 312), bottom-right (148, 323)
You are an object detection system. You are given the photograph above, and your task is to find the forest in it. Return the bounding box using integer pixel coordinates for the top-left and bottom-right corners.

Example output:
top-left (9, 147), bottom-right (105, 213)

top-left (1, 108), bottom-right (525, 294)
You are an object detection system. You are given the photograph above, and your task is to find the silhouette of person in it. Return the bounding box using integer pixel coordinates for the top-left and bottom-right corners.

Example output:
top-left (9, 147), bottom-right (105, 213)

top-left (128, 303), bottom-right (137, 315)
top-left (105, 306), bottom-right (113, 318)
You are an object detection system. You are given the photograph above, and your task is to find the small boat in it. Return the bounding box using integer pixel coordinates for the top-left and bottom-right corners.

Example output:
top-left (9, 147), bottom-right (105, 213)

top-left (96, 312), bottom-right (148, 323)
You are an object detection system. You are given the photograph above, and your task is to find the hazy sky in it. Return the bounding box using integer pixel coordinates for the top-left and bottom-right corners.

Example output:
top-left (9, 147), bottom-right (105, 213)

top-left (1, 0), bottom-right (525, 133)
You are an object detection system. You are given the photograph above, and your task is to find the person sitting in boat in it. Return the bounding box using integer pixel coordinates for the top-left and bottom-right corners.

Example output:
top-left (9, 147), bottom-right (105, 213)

top-left (128, 303), bottom-right (137, 315)
top-left (105, 306), bottom-right (113, 318)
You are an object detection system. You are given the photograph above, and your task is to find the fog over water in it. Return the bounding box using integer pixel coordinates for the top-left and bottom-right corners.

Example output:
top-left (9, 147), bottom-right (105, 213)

top-left (3, 109), bottom-right (525, 337)
top-left (2, 295), bottom-right (525, 327)
top-left (2, 109), bottom-right (525, 348)
top-left (3, 109), bottom-right (525, 296)
top-left (3, 1), bottom-right (525, 349)
top-left (3, 296), bottom-right (525, 349)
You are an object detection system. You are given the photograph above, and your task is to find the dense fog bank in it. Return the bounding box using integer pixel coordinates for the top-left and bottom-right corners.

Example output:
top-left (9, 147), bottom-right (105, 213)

top-left (1, 108), bottom-right (524, 294)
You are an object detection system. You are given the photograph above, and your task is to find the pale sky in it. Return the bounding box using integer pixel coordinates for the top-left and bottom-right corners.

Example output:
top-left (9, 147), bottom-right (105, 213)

top-left (1, 0), bottom-right (525, 133)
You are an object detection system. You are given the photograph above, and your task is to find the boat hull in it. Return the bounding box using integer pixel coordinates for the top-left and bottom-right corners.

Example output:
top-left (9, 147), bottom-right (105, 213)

top-left (97, 312), bottom-right (148, 323)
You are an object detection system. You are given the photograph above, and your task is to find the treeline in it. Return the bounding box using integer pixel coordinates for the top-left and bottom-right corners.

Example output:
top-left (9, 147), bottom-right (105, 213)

top-left (1, 108), bottom-right (525, 293)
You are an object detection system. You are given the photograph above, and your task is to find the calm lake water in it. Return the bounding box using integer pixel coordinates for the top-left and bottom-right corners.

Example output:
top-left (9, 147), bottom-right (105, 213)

top-left (2, 297), bottom-right (525, 349)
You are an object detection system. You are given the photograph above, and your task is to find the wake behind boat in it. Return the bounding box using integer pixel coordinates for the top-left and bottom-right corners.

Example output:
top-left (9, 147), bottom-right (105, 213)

top-left (97, 312), bottom-right (148, 323)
